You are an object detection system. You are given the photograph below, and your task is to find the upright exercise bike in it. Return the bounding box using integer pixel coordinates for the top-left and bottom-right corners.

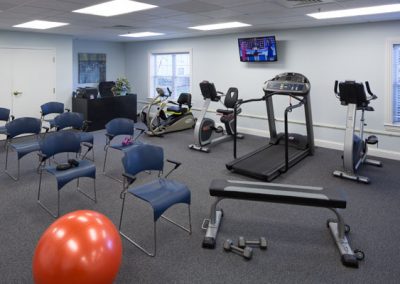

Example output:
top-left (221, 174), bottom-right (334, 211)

top-left (189, 81), bottom-right (243, 152)
top-left (333, 80), bottom-right (382, 183)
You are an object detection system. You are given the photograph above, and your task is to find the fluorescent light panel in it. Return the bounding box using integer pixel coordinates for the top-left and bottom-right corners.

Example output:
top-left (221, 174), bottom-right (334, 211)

top-left (73, 0), bottom-right (157, 17)
top-left (120, 32), bottom-right (164, 37)
top-left (307, 4), bottom-right (400, 19)
top-left (13, 20), bottom-right (69, 30)
top-left (189, 21), bottom-right (251, 31)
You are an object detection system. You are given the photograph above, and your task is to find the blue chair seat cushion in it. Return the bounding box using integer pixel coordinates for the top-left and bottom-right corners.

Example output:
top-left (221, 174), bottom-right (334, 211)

top-left (129, 178), bottom-right (191, 221)
top-left (10, 140), bottom-right (40, 159)
top-left (45, 159), bottom-right (96, 190)
top-left (79, 132), bottom-right (94, 144)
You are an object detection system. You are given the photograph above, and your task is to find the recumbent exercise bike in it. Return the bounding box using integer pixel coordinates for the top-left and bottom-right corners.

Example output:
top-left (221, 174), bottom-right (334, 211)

top-left (333, 80), bottom-right (382, 183)
top-left (189, 81), bottom-right (243, 152)
top-left (140, 87), bottom-right (195, 136)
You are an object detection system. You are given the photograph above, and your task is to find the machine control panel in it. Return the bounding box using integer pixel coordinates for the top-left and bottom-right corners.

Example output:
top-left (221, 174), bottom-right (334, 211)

top-left (263, 81), bottom-right (310, 95)
top-left (263, 72), bottom-right (310, 96)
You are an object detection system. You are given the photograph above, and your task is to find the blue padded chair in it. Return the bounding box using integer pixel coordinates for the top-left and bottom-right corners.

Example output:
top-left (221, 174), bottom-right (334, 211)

top-left (4, 117), bottom-right (42, 180)
top-left (118, 144), bottom-right (192, 256)
top-left (103, 118), bottom-right (144, 182)
top-left (0, 107), bottom-right (14, 137)
top-left (37, 131), bottom-right (96, 218)
top-left (40, 102), bottom-right (69, 130)
top-left (53, 112), bottom-right (94, 161)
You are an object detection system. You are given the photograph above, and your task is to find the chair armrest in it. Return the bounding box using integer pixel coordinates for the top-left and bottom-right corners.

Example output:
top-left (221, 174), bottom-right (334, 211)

top-left (37, 152), bottom-right (48, 163)
top-left (65, 108), bottom-right (71, 112)
top-left (82, 120), bottom-right (92, 131)
top-left (105, 133), bottom-right (115, 141)
top-left (166, 159), bottom-right (182, 169)
top-left (122, 172), bottom-right (137, 187)
top-left (10, 115), bottom-right (15, 121)
top-left (164, 159), bottom-right (182, 178)
top-left (42, 126), bottom-right (50, 133)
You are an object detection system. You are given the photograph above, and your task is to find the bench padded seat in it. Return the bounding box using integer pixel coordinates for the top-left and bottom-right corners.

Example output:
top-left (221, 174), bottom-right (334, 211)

top-left (209, 179), bottom-right (346, 209)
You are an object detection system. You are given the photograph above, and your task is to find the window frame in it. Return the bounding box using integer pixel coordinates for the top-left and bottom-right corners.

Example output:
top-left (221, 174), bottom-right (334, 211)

top-left (385, 38), bottom-right (400, 131)
top-left (148, 49), bottom-right (192, 99)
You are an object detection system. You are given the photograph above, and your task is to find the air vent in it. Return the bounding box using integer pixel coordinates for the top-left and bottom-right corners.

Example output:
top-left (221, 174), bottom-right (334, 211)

top-left (105, 25), bottom-right (136, 30)
top-left (278, 0), bottom-right (336, 8)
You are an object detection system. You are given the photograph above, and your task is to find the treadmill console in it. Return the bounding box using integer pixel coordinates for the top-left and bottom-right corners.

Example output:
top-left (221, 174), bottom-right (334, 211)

top-left (263, 72), bottom-right (310, 96)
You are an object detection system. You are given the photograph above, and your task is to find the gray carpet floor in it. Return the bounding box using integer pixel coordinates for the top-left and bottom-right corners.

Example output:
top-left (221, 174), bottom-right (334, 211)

top-left (0, 127), bottom-right (399, 283)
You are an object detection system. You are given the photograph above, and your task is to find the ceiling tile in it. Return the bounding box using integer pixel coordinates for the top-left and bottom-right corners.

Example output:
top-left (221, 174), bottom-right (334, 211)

top-left (165, 1), bottom-right (223, 13)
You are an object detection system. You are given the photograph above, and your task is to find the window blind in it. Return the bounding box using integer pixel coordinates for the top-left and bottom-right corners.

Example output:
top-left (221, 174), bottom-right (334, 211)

top-left (393, 44), bottom-right (400, 123)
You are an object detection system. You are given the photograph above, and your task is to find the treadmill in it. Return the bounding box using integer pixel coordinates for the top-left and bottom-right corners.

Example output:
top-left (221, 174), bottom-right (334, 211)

top-left (226, 72), bottom-right (315, 181)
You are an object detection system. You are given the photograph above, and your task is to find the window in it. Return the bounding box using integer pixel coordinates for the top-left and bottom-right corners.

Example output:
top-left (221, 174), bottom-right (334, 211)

top-left (149, 51), bottom-right (191, 99)
top-left (392, 44), bottom-right (400, 124)
top-left (78, 53), bottom-right (106, 84)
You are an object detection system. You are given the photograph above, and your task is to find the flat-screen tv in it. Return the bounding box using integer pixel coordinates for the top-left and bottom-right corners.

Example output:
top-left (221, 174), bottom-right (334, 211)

top-left (238, 36), bottom-right (277, 62)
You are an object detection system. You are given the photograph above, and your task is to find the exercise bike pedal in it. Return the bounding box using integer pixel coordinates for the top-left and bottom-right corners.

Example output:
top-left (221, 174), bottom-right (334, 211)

top-left (366, 135), bottom-right (378, 145)
top-left (214, 126), bottom-right (224, 134)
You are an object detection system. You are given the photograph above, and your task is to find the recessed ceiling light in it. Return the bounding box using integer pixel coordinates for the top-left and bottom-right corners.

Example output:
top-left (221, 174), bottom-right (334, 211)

top-left (13, 20), bottom-right (69, 30)
top-left (188, 21), bottom-right (251, 31)
top-left (307, 4), bottom-right (400, 19)
top-left (120, 32), bottom-right (164, 38)
top-left (73, 0), bottom-right (157, 17)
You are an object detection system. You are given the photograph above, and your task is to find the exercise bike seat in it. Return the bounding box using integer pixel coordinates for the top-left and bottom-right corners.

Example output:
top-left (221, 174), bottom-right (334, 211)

top-left (167, 105), bottom-right (188, 114)
top-left (216, 109), bottom-right (233, 115)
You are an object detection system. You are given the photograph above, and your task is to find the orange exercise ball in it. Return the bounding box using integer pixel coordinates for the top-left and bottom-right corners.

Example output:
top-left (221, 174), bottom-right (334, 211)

top-left (33, 210), bottom-right (122, 284)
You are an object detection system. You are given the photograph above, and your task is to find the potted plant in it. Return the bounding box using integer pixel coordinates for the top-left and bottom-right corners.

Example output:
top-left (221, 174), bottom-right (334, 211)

top-left (111, 77), bottom-right (131, 96)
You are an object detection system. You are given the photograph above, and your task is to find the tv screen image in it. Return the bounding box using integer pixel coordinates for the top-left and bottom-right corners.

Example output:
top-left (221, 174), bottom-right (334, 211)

top-left (238, 36), bottom-right (277, 62)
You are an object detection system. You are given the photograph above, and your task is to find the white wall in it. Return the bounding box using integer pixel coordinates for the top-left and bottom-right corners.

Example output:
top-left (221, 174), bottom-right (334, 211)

top-left (0, 30), bottom-right (73, 108)
top-left (72, 39), bottom-right (126, 90)
top-left (125, 20), bottom-right (400, 158)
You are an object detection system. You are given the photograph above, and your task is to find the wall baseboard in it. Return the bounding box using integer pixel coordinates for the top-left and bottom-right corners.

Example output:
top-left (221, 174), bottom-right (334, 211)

top-left (236, 126), bottom-right (400, 161)
top-left (138, 100), bottom-right (400, 161)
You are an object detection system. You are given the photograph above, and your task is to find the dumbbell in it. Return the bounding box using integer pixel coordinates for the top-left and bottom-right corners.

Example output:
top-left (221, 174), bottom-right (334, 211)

top-left (238, 236), bottom-right (267, 250)
top-left (223, 239), bottom-right (253, 260)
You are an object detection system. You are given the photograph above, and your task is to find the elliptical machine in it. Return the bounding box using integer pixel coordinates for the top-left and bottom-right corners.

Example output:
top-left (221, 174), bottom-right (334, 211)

top-left (189, 81), bottom-right (243, 152)
top-left (140, 87), bottom-right (195, 136)
top-left (333, 80), bottom-right (382, 183)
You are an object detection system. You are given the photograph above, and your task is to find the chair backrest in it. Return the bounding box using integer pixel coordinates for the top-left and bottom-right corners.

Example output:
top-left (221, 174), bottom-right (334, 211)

top-left (5, 117), bottom-right (41, 138)
top-left (105, 118), bottom-right (134, 137)
top-left (0, 107), bottom-right (10, 122)
top-left (40, 131), bottom-right (81, 158)
top-left (99, 81), bottom-right (115, 97)
top-left (40, 102), bottom-right (64, 116)
top-left (54, 112), bottom-right (84, 130)
top-left (122, 144), bottom-right (164, 176)
top-left (177, 93), bottom-right (192, 108)
top-left (223, 87), bottom-right (239, 109)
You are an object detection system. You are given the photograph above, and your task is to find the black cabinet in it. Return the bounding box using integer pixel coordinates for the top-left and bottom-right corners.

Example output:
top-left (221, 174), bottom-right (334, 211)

top-left (72, 94), bottom-right (137, 131)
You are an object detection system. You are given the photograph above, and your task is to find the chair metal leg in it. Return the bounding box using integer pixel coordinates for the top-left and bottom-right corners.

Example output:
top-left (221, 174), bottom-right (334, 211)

top-left (103, 146), bottom-right (108, 173)
top-left (102, 147), bottom-right (123, 183)
top-left (160, 204), bottom-right (192, 234)
top-left (120, 221), bottom-right (157, 257)
top-left (5, 146), bottom-right (20, 181)
top-left (76, 177), bottom-right (97, 203)
top-left (37, 170), bottom-right (59, 218)
top-left (118, 195), bottom-right (157, 256)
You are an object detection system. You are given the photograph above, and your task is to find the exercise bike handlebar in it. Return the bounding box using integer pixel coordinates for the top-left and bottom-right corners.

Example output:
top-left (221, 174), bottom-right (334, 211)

top-left (365, 81), bottom-right (378, 100)
top-left (334, 80), bottom-right (339, 97)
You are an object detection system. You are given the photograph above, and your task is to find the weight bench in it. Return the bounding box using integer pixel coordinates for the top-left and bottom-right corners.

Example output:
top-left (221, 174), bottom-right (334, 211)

top-left (202, 179), bottom-right (364, 268)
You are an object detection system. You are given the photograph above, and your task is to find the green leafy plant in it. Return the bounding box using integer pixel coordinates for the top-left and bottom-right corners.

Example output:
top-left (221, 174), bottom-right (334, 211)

top-left (111, 77), bottom-right (131, 95)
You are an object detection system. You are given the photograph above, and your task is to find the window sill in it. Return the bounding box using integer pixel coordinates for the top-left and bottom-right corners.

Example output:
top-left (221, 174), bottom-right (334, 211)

top-left (384, 123), bottom-right (400, 133)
